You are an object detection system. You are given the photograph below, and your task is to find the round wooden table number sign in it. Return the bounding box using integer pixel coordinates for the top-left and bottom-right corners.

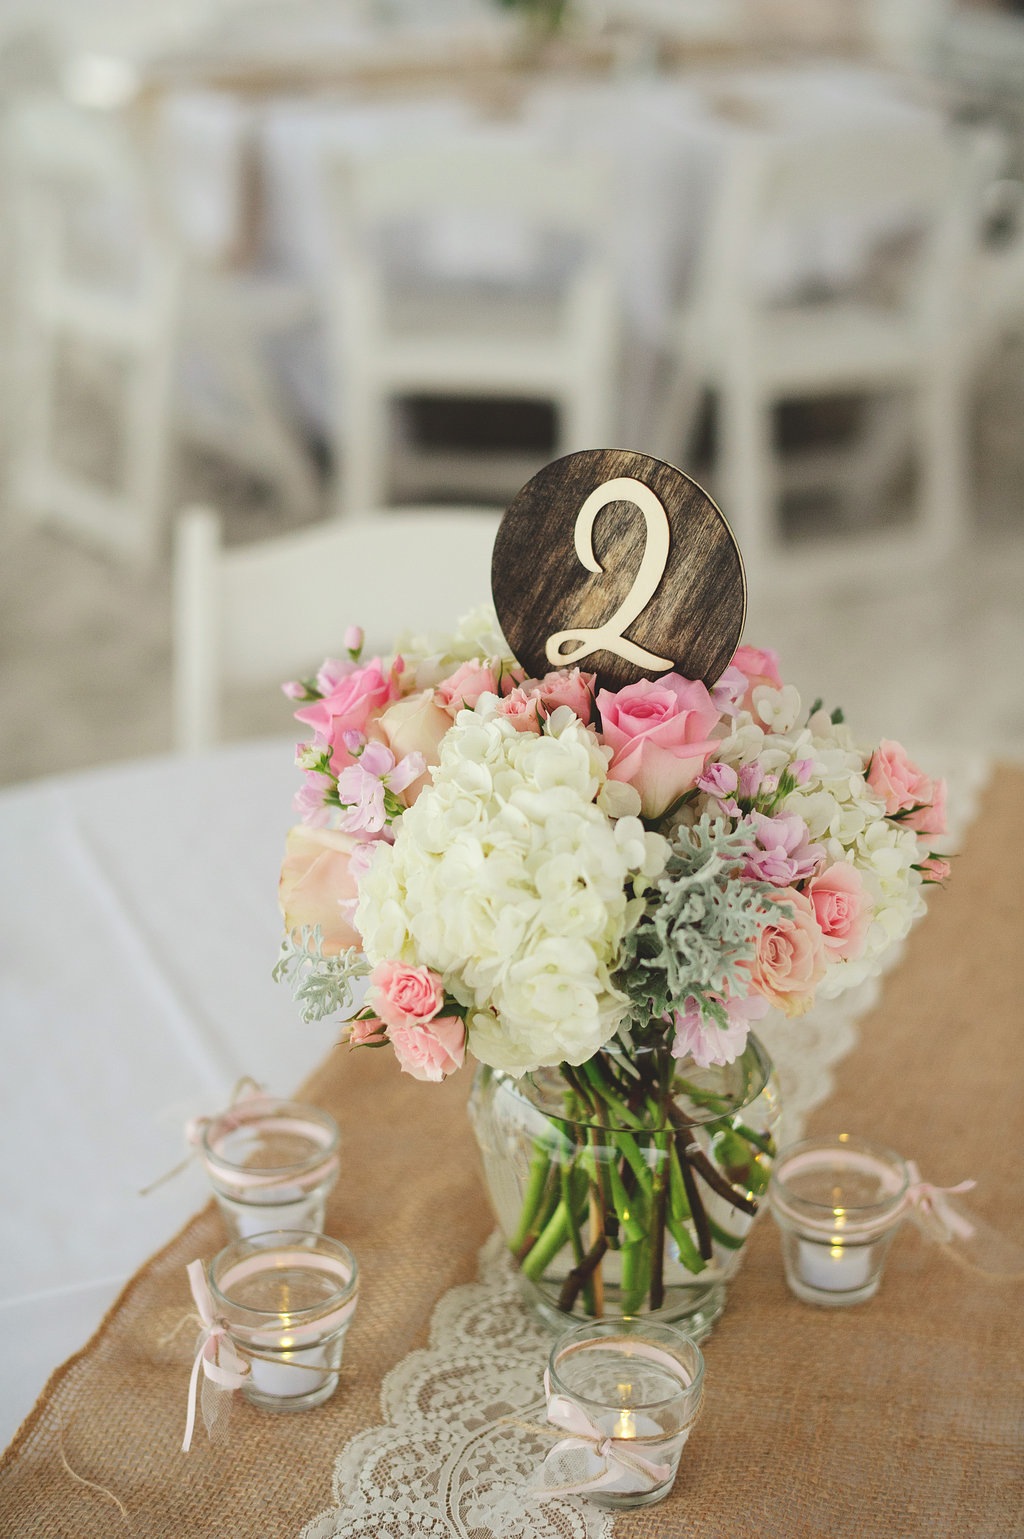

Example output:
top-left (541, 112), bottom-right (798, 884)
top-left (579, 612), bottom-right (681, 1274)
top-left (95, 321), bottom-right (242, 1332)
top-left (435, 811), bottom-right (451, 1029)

top-left (491, 449), bottom-right (746, 694)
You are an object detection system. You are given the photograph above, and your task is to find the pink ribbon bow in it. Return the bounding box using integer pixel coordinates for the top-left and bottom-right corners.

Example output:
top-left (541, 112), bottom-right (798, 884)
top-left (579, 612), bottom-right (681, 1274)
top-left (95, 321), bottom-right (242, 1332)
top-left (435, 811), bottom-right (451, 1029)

top-left (905, 1162), bottom-right (977, 1244)
top-left (181, 1259), bottom-right (250, 1453)
top-left (537, 1366), bottom-right (673, 1497)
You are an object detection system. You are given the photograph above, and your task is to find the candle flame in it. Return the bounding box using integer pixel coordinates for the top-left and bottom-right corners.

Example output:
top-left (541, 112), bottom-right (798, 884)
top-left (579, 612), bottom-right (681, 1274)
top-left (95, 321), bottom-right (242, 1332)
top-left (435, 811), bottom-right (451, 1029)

top-left (613, 1407), bottom-right (636, 1441)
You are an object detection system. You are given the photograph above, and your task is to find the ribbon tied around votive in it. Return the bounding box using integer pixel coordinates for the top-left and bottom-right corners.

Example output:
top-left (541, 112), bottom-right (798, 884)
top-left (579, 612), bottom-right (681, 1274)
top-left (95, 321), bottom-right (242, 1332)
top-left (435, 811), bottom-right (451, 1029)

top-left (535, 1366), bottom-right (675, 1497)
top-left (181, 1259), bottom-right (251, 1453)
top-left (904, 1162), bottom-right (977, 1244)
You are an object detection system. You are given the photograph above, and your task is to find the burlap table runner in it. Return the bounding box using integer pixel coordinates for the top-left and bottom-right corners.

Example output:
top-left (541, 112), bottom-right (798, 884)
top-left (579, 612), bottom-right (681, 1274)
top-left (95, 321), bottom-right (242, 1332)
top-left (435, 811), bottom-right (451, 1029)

top-left (3, 767), bottom-right (1022, 1538)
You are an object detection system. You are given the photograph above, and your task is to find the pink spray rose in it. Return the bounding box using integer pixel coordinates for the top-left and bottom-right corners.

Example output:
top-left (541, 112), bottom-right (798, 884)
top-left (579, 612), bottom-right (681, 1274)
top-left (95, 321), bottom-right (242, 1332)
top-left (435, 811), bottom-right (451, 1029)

top-left (369, 960), bottom-right (444, 1032)
top-left (278, 824), bottom-right (368, 953)
top-left (596, 674), bottom-right (721, 818)
top-left (387, 1015), bottom-right (466, 1082)
top-left (345, 1016), bottom-right (387, 1046)
top-left (918, 855), bottom-right (952, 884)
top-left (807, 861), bottom-right (870, 961)
top-left (731, 645), bottom-right (783, 710)
top-left (294, 659), bottom-right (400, 772)
top-left (435, 659), bottom-right (500, 715)
top-left (749, 888), bottom-right (827, 1017)
top-left (497, 667), bottom-right (596, 731)
top-left (867, 740), bottom-right (947, 835)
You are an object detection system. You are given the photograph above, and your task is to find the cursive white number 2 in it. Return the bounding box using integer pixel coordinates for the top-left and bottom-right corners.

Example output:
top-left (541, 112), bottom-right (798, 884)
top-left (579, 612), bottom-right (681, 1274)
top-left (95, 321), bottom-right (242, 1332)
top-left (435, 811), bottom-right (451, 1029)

top-left (545, 477), bottom-right (674, 672)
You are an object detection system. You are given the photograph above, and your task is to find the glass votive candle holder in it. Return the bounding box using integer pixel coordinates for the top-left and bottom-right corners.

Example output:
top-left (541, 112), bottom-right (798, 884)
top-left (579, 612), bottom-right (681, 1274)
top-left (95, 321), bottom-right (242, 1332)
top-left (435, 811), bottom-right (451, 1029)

top-left (200, 1097), bottom-right (340, 1240)
top-left (770, 1134), bottom-right (910, 1307)
top-left (541, 1318), bottom-right (705, 1509)
top-left (208, 1229), bottom-right (358, 1412)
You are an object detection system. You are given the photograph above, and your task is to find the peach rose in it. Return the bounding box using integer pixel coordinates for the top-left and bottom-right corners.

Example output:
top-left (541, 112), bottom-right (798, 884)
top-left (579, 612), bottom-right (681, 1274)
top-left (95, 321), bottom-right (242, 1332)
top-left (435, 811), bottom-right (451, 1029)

top-left (369, 960), bottom-right (444, 1031)
top-left (731, 645), bottom-right (782, 710)
top-left (596, 675), bottom-right (721, 818)
top-left (807, 862), bottom-right (870, 961)
top-left (867, 740), bottom-right (946, 835)
top-left (278, 824), bottom-right (366, 954)
top-left (388, 1015), bottom-right (466, 1082)
top-left (750, 888), bottom-right (826, 1016)
top-left (377, 690), bottom-right (452, 803)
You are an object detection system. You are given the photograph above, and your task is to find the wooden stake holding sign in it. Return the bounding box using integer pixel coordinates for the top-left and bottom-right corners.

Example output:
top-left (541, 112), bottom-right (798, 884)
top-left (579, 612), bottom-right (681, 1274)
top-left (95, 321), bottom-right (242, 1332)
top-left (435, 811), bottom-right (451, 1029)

top-left (491, 449), bottom-right (746, 695)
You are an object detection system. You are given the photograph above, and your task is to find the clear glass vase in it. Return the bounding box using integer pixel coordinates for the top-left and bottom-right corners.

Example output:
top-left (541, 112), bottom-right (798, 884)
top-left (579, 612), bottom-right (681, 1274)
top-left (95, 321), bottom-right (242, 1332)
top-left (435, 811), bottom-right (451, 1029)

top-left (468, 1035), bottom-right (782, 1339)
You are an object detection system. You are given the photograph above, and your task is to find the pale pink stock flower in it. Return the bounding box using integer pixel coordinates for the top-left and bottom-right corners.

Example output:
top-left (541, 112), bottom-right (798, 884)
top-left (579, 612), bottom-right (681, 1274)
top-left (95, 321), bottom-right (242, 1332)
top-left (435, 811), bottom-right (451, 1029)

top-left (315, 657), bottom-right (355, 694)
top-left (750, 888), bottom-right (827, 1017)
top-left (335, 742), bottom-right (425, 834)
top-left (596, 674), bottom-right (720, 818)
top-left (282, 680), bottom-right (306, 700)
top-left (696, 761), bottom-right (739, 799)
top-left (671, 992), bottom-right (770, 1068)
top-left (792, 758), bottom-right (814, 785)
top-left (435, 659), bottom-right (501, 714)
top-left (278, 824), bottom-right (366, 954)
top-left (369, 959), bottom-right (444, 1031)
top-left (738, 762), bottom-right (764, 800)
top-left (293, 770), bottom-right (335, 826)
top-left (295, 659), bottom-right (400, 772)
top-left (343, 624), bottom-right (364, 654)
top-left (867, 740), bottom-right (947, 835)
top-left (743, 811), bottom-right (825, 886)
top-left (711, 665), bottom-right (747, 718)
top-left (731, 644), bottom-right (783, 710)
top-left (387, 1015), bottom-right (466, 1082)
top-left (807, 862), bottom-right (870, 960)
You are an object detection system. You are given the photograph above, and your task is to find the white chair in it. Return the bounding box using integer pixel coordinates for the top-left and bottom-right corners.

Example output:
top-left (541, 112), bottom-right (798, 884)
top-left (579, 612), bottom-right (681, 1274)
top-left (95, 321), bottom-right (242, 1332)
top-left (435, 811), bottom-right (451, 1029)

top-left (6, 95), bottom-right (321, 567)
top-left (172, 503), bottom-right (503, 752)
top-left (321, 135), bottom-right (621, 517)
top-left (656, 121), bottom-right (980, 587)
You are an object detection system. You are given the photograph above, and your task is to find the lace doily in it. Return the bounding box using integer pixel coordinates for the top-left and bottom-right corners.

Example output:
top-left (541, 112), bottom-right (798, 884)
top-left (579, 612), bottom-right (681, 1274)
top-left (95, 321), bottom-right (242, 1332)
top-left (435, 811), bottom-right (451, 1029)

top-left (299, 754), bottom-right (988, 1539)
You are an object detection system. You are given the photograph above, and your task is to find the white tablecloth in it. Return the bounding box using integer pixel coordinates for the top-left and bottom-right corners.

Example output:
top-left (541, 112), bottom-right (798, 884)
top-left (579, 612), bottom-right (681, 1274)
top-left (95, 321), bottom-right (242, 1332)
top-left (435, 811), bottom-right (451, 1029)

top-left (0, 738), bottom-right (337, 1449)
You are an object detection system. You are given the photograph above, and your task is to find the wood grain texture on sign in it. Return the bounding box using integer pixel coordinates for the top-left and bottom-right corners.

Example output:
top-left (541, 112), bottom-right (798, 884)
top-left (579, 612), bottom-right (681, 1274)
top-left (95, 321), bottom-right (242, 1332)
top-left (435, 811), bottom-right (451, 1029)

top-left (492, 448), bottom-right (746, 694)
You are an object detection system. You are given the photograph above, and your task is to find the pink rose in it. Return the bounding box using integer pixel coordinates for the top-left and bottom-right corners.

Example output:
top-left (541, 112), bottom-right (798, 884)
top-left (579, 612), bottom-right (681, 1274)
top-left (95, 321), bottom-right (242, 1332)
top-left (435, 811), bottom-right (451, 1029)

top-left (596, 674), bottom-right (721, 818)
top-left (377, 689), bottom-right (452, 803)
top-left (295, 659), bottom-right (400, 772)
top-left (903, 777), bottom-right (947, 836)
top-left (278, 824), bottom-right (368, 954)
top-left (388, 1015), bottom-right (466, 1082)
top-left (435, 659), bottom-right (500, 715)
top-left (496, 685), bottom-right (545, 733)
top-left (346, 1016), bottom-right (387, 1046)
top-left (867, 740), bottom-right (946, 835)
top-left (532, 668), bottom-right (595, 723)
top-left (731, 645), bottom-right (782, 710)
top-left (750, 888), bottom-right (827, 1017)
top-left (807, 862), bottom-right (870, 961)
top-left (369, 960), bottom-right (444, 1031)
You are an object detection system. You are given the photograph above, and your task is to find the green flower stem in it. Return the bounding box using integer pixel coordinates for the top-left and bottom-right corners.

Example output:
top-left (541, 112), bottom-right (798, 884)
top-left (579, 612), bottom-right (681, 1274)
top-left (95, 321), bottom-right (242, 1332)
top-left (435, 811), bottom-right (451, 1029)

top-left (648, 1131), bottom-right (670, 1311)
top-left (579, 1059), bottom-right (646, 1131)
top-left (510, 1141), bottom-right (554, 1254)
top-left (735, 1121), bottom-right (775, 1158)
top-left (605, 1154), bottom-right (646, 1245)
top-left (561, 1160), bottom-right (586, 1269)
top-left (668, 1145), bottom-right (709, 1271)
top-left (675, 1134), bottom-right (714, 1260)
top-left (520, 1198), bottom-right (571, 1282)
top-left (620, 1241), bottom-right (647, 1314)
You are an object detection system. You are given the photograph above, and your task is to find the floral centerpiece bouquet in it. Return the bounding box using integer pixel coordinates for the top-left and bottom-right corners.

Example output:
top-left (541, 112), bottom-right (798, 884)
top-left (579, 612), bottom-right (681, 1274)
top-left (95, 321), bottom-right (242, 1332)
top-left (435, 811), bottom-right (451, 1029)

top-left (275, 606), bottom-right (947, 1327)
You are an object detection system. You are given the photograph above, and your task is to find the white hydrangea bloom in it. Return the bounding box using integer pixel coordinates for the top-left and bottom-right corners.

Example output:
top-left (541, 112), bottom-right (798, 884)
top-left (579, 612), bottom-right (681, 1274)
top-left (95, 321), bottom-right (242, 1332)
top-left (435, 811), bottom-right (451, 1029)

top-left (356, 711), bottom-right (668, 1075)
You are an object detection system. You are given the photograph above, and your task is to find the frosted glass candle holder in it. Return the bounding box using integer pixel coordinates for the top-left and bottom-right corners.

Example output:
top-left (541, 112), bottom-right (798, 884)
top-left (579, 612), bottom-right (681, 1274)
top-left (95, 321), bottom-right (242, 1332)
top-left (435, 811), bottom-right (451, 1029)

top-left (770, 1134), bottom-right (910, 1307)
top-left (200, 1097), bottom-right (340, 1241)
top-left (209, 1230), bottom-right (358, 1412)
top-left (540, 1318), bottom-right (705, 1509)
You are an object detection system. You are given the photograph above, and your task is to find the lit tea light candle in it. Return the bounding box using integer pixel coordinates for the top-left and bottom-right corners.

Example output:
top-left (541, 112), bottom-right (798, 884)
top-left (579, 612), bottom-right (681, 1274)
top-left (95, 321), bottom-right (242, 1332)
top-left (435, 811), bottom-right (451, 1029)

top-left (537, 1319), bottom-right (705, 1509)
top-left (206, 1230), bottom-right (359, 1413)
top-left (770, 1135), bottom-right (910, 1308)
